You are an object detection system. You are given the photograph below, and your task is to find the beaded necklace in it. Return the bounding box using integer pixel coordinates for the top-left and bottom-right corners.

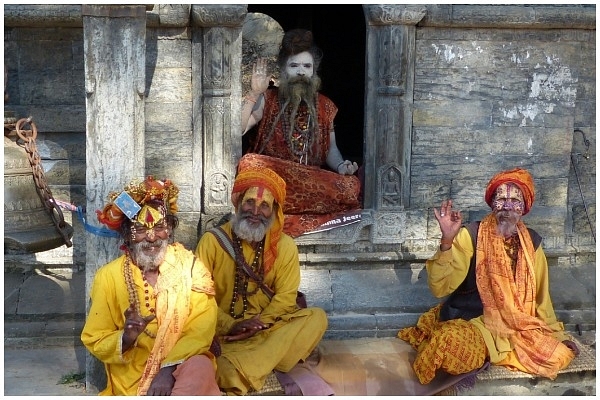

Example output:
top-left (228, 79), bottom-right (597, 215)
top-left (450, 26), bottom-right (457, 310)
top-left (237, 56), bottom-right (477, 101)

top-left (281, 105), bottom-right (314, 164)
top-left (124, 255), bottom-right (157, 338)
top-left (503, 234), bottom-right (520, 279)
top-left (228, 233), bottom-right (265, 318)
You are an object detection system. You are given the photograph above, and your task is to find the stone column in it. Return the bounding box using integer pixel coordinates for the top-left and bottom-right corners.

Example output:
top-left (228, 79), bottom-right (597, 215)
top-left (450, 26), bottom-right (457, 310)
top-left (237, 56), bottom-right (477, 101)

top-left (363, 5), bottom-right (426, 243)
top-left (82, 4), bottom-right (149, 392)
top-left (191, 5), bottom-right (247, 234)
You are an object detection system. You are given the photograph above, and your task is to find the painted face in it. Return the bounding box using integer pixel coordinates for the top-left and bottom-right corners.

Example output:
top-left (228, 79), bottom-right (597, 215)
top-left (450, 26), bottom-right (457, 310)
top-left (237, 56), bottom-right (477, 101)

top-left (241, 186), bottom-right (274, 219)
top-left (285, 51), bottom-right (314, 78)
top-left (492, 183), bottom-right (525, 214)
top-left (130, 219), bottom-right (169, 243)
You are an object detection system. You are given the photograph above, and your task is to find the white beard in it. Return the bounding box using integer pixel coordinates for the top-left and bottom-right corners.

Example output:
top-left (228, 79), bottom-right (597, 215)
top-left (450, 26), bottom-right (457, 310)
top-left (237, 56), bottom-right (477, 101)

top-left (130, 237), bottom-right (168, 273)
top-left (230, 208), bottom-right (275, 243)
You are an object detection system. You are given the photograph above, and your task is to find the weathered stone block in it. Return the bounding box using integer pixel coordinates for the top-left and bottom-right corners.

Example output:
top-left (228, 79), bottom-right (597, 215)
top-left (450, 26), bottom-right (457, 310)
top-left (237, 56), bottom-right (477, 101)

top-left (331, 268), bottom-right (438, 314)
top-left (146, 36), bottom-right (192, 68)
top-left (145, 68), bottom-right (192, 103)
top-left (145, 102), bottom-right (192, 132)
top-left (299, 269), bottom-right (333, 312)
top-left (36, 133), bottom-right (86, 160)
top-left (8, 105), bottom-right (86, 132)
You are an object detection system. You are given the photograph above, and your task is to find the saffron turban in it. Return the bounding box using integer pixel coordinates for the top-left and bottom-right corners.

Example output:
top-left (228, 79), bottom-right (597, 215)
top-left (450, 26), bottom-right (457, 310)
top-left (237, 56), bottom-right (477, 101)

top-left (232, 166), bottom-right (287, 273)
top-left (484, 168), bottom-right (535, 215)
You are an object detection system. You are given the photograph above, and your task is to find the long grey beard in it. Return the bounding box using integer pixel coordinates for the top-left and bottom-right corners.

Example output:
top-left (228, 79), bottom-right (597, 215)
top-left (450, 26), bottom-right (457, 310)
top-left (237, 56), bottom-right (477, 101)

top-left (495, 210), bottom-right (521, 238)
top-left (130, 238), bottom-right (168, 273)
top-left (278, 75), bottom-right (321, 136)
top-left (230, 209), bottom-right (275, 243)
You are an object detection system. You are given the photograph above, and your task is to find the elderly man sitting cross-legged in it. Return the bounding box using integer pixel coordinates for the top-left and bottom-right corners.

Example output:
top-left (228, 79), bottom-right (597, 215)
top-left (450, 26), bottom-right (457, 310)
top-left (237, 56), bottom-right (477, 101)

top-left (81, 176), bottom-right (220, 396)
top-left (195, 166), bottom-right (329, 395)
top-left (398, 168), bottom-right (579, 385)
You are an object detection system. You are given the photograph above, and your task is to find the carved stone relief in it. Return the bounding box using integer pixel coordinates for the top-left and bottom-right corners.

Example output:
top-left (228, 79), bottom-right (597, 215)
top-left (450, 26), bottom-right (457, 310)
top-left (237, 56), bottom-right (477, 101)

top-left (378, 165), bottom-right (403, 210)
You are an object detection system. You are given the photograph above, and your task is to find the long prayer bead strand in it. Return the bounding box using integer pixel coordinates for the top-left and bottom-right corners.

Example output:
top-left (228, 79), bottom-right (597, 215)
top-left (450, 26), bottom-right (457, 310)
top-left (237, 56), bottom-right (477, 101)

top-left (124, 255), bottom-right (157, 338)
top-left (228, 234), bottom-right (265, 318)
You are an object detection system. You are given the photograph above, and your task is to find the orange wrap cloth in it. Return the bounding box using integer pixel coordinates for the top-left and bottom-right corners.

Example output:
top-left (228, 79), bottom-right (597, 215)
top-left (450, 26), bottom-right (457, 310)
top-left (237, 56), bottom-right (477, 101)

top-left (475, 214), bottom-right (574, 378)
top-left (398, 304), bottom-right (487, 385)
top-left (484, 168), bottom-right (535, 215)
top-left (231, 166), bottom-right (286, 275)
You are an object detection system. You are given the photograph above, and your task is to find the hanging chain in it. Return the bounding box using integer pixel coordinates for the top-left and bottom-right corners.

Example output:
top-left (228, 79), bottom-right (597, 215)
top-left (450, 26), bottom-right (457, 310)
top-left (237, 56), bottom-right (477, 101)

top-left (14, 117), bottom-right (73, 248)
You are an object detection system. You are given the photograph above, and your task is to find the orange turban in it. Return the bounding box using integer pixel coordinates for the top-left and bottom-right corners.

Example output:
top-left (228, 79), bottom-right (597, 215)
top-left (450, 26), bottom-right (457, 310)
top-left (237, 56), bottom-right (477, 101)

top-left (484, 168), bottom-right (535, 215)
top-left (232, 166), bottom-right (286, 273)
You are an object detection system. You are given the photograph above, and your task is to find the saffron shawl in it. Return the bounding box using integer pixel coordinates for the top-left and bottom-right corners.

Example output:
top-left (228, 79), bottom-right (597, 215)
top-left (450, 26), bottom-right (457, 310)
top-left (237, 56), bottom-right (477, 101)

top-left (475, 214), bottom-right (574, 378)
top-left (137, 243), bottom-right (215, 395)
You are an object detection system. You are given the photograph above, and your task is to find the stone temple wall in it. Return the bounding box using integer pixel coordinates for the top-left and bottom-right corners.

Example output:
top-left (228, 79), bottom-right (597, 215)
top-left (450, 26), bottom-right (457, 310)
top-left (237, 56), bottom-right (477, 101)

top-left (3, 5), bottom-right (595, 337)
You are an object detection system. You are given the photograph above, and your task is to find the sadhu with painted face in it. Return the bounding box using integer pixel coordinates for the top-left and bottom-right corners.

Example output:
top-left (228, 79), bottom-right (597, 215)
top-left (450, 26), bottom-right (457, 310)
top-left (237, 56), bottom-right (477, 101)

top-left (82, 176), bottom-right (220, 396)
top-left (195, 166), bottom-right (328, 395)
top-left (398, 168), bottom-right (579, 384)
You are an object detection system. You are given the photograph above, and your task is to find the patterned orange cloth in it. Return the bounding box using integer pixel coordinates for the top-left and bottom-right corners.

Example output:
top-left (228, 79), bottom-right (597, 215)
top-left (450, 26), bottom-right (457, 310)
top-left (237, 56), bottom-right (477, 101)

top-left (475, 214), bottom-right (574, 378)
top-left (231, 165), bottom-right (286, 274)
top-left (484, 168), bottom-right (535, 215)
top-left (398, 304), bottom-right (487, 384)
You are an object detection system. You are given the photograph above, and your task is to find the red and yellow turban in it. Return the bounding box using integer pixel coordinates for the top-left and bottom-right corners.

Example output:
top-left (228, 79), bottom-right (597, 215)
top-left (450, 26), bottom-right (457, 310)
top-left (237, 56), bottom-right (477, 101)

top-left (484, 168), bottom-right (535, 215)
top-left (232, 166), bottom-right (286, 273)
top-left (96, 176), bottom-right (179, 231)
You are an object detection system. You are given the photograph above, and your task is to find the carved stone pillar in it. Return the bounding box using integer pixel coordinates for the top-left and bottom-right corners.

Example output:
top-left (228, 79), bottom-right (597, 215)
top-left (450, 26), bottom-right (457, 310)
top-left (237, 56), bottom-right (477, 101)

top-left (363, 5), bottom-right (426, 243)
top-left (191, 5), bottom-right (247, 235)
top-left (82, 4), bottom-right (149, 392)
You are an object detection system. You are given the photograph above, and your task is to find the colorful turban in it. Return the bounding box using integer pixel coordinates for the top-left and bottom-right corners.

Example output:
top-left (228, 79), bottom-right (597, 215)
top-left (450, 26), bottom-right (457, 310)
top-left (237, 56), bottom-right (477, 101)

top-left (484, 168), bottom-right (535, 215)
top-left (232, 166), bottom-right (286, 274)
top-left (96, 176), bottom-right (179, 231)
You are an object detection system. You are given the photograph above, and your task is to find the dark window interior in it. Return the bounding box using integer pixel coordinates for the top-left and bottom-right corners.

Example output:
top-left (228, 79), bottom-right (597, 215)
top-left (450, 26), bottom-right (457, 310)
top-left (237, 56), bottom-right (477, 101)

top-left (245, 4), bottom-right (365, 164)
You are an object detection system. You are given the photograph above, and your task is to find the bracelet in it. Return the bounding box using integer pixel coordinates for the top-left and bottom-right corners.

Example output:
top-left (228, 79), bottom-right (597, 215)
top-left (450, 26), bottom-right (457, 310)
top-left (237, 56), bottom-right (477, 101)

top-left (440, 238), bottom-right (453, 246)
top-left (244, 96), bottom-right (257, 104)
top-left (336, 161), bottom-right (345, 171)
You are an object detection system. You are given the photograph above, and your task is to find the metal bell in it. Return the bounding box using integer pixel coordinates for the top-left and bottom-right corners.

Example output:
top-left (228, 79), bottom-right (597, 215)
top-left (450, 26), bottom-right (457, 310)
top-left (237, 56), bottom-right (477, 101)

top-left (4, 117), bottom-right (74, 254)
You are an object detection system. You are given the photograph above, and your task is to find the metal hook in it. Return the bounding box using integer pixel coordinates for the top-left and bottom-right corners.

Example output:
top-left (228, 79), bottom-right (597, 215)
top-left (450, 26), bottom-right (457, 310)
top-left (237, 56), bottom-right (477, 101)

top-left (573, 129), bottom-right (590, 159)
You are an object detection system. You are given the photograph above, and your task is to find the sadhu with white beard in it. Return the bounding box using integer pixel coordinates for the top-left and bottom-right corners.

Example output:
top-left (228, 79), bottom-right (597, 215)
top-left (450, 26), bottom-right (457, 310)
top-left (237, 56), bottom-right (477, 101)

top-left (240, 28), bottom-right (361, 237)
top-left (398, 168), bottom-right (579, 384)
top-left (82, 177), bottom-right (220, 396)
top-left (195, 166), bottom-right (328, 395)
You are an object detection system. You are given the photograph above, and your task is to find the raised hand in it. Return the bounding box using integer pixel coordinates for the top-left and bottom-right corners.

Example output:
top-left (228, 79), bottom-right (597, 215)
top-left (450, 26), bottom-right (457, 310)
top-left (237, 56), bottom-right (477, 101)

top-left (433, 200), bottom-right (462, 250)
top-left (249, 58), bottom-right (271, 97)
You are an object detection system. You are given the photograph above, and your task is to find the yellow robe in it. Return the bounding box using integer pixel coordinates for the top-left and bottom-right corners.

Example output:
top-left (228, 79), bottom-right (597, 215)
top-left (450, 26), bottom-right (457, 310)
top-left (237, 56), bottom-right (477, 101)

top-left (195, 222), bottom-right (328, 395)
top-left (426, 226), bottom-right (570, 369)
top-left (81, 243), bottom-right (218, 395)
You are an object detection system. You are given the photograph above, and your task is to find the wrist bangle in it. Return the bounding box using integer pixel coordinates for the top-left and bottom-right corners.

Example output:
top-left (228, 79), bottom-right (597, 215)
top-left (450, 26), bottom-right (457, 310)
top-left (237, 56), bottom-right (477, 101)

top-left (336, 161), bottom-right (345, 171)
top-left (440, 238), bottom-right (453, 246)
top-left (245, 95), bottom-right (257, 104)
